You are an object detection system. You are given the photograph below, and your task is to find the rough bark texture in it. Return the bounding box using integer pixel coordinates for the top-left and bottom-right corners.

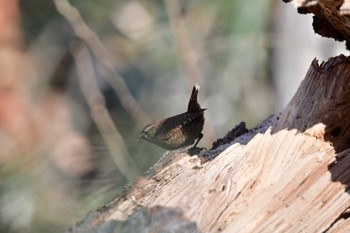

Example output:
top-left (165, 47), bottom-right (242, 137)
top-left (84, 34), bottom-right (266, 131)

top-left (68, 1), bottom-right (350, 232)
top-left (68, 56), bottom-right (350, 232)
top-left (283, 0), bottom-right (350, 41)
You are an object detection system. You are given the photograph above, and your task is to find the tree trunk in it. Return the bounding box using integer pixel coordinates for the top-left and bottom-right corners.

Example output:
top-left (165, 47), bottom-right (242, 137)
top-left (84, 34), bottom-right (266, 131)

top-left (68, 1), bottom-right (350, 232)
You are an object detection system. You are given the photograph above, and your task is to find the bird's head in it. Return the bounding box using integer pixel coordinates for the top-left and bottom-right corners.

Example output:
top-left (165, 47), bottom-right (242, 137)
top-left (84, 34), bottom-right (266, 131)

top-left (140, 122), bottom-right (158, 142)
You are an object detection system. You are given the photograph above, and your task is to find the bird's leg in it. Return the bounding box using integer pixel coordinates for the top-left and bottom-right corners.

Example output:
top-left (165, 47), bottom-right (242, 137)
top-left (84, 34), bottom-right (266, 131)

top-left (193, 133), bottom-right (203, 148)
top-left (187, 133), bottom-right (206, 156)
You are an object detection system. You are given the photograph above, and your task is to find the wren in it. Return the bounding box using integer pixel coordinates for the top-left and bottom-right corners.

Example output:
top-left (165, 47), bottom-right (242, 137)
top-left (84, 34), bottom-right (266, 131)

top-left (140, 83), bottom-right (206, 151)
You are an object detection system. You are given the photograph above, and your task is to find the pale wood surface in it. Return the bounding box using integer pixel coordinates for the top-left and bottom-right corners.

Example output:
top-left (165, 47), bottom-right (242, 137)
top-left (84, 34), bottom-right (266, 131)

top-left (284, 0), bottom-right (350, 41)
top-left (68, 0), bottom-right (350, 232)
top-left (69, 56), bottom-right (350, 233)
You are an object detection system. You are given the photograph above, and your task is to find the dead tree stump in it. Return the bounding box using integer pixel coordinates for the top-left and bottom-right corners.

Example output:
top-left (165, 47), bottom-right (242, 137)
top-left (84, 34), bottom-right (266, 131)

top-left (69, 1), bottom-right (350, 232)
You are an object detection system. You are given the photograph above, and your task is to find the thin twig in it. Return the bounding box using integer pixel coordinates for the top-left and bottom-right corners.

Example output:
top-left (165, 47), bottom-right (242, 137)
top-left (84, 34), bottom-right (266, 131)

top-left (53, 0), bottom-right (150, 128)
top-left (71, 43), bottom-right (139, 180)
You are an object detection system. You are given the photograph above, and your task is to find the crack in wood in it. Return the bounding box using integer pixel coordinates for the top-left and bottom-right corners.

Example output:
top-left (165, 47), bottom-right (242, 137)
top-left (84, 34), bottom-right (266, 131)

top-left (209, 203), bottom-right (231, 232)
top-left (322, 204), bottom-right (350, 233)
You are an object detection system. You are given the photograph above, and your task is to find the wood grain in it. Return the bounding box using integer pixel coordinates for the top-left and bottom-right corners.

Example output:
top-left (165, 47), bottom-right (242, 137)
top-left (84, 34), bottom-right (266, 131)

top-left (69, 56), bottom-right (350, 233)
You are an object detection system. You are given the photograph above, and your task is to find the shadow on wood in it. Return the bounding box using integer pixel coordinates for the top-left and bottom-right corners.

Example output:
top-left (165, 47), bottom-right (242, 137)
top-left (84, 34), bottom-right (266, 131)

top-left (67, 55), bottom-right (350, 233)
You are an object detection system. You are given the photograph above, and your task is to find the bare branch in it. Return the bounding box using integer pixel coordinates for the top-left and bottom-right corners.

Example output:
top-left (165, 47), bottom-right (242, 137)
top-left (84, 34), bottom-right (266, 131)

top-left (53, 0), bottom-right (150, 128)
top-left (71, 43), bottom-right (140, 180)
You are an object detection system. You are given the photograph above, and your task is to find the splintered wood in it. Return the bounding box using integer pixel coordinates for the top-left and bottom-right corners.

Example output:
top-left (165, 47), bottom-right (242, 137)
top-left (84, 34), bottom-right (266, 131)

top-left (284, 0), bottom-right (350, 41)
top-left (69, 56), bottom-right (350, 233)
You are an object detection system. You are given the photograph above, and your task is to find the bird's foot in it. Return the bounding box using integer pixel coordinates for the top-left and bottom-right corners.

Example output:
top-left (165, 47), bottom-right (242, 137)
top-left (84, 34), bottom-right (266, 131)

top-left (187, 146), bottom-right (206, 156)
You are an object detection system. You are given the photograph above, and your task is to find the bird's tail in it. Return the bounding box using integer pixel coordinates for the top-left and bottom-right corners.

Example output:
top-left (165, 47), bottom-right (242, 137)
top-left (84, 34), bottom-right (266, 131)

top-left (187, 83), bottom-right (206, 112)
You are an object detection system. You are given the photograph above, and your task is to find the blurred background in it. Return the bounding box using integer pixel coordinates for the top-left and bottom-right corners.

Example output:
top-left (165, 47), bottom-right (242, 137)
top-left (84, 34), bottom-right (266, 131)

top-left (0, 0), bottom-right (346, 232)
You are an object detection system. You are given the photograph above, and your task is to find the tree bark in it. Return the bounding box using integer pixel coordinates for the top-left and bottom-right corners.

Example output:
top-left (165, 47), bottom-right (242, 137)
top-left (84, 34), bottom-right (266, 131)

top-left (69, 1), bottom-right (350, 232)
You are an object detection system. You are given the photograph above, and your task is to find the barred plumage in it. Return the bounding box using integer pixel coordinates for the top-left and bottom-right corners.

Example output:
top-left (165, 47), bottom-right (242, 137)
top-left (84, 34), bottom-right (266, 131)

top-left (140, 83), bottom-right (206, 150)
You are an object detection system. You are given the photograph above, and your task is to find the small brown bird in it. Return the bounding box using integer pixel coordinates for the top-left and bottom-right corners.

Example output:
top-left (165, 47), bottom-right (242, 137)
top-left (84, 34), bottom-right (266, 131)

top-left (140, 83), bottom-right (206, 151)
